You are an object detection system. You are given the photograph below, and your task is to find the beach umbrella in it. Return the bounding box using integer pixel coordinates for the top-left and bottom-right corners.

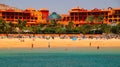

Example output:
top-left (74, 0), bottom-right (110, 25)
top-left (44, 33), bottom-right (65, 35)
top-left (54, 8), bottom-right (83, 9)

top-left (72, 37), bottom-right (77, 41)
top-left (46, 36), bottom-right (50, 40)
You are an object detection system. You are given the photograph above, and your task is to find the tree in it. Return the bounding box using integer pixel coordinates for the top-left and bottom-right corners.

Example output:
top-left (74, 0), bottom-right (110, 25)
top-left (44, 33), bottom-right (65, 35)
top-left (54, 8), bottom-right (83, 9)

top-left (22, 20), bottom-right (27, 28)
top-left (55, 26), bottom-right (66, 34)
top-left (111, 22), bottom-right (120, 34)
top-left (8, 22), bottom-right (15, 33)
top-left (97, 15), bottom-right (104, 24)
top-left (72, 27), bottom-right (81, 34)
top-left (66, 21), bottom-right (74, 30)
top-left (30, 25), bottom-right (37, 34)
top-left (0, 19), bottom-right (9, 33)
top-left (17, 19), bottom-right (27, 33)
top-left (80, 24), bottom-right (92, 34)
top-left (94, 24), bottom-right (102, 34)
top-left (86, 15), bottom-right (95, 24)
top-left (100, 24), bottom-right (111, 34)
top-left (116, 23), bottom-right (120, 34)
top-left (51, 20), bottom-right (57, 26)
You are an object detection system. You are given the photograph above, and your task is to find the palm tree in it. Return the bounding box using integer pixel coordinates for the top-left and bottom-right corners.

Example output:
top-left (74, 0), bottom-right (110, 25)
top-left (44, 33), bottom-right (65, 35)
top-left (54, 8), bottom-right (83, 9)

top-left (51, 20), bottom-right (56, 26)
top-left (0, 19), bottom-right (4, 33)
top-left (110, 22), bottom-right (120, 34)
top-left (86, 15), bottom-right (96, 34)
top-left (86, 15), bottom-right (95, 25)
top-left (22, 20), bottom-right (27, 28)
top-left (17, 19), bottom-right (26, 33)
top-left (116, 23), bottom-right (120, 34)
top-left (0, 19), bottom-right (9, 33)
top-left (8, 22), bottom-right (15, 33)
top-left (67, 21), bottom-right (74, 30)
top-left (97, 15), bottom-right (104, 24)
top-left (18, 19), bottom-right (26, 30)
top-left (55, 23), bottom-right (66, 34)
top-left (80, 24), bottom-right (92, 34)
top-left (100, 24), bottom-right (111, 34)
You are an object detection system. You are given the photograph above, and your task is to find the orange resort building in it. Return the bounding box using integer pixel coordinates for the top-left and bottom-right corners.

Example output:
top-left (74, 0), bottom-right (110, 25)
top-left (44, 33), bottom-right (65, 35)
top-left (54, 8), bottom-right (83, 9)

top-left (60, 7), bottom-right (120, 26)
top-left (0, 5), bottom-right (49, 26)
top-left (0, 4), bottom-right (120, 26)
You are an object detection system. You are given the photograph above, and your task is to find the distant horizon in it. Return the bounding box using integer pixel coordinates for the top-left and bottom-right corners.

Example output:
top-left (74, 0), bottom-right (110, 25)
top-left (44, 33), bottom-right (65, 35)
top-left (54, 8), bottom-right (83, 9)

top-left (0, 0), bottom-right (120, 14)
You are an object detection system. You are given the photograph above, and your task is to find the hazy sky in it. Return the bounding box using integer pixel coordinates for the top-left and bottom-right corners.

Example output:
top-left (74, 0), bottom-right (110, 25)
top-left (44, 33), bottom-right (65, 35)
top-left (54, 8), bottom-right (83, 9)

top-left (0, 0), bottom-right (120, 14)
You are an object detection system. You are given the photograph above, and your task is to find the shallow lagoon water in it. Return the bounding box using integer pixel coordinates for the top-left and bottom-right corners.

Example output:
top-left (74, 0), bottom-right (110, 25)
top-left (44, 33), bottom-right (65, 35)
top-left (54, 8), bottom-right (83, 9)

top-left (0, 47), bottom-right (120, 67)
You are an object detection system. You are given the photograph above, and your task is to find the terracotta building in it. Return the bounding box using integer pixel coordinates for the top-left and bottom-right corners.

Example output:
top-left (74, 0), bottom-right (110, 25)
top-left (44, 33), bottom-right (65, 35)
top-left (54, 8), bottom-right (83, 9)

top-left (60, 7), bottom-right (120, 26)
top-left (0, 4), bottom-right (120, 26)
top-left (0, 4), bottom-right (49, 26)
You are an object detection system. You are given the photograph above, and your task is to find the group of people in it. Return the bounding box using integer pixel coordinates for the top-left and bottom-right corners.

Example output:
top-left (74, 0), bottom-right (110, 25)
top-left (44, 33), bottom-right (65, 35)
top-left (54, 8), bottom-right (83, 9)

top-left (0, 34), bottom-right (120, 40)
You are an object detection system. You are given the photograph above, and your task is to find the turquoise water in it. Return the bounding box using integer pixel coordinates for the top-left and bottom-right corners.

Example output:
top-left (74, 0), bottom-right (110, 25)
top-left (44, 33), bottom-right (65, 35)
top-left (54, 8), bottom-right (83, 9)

top-left (0, 47), bottom-right (120, 67)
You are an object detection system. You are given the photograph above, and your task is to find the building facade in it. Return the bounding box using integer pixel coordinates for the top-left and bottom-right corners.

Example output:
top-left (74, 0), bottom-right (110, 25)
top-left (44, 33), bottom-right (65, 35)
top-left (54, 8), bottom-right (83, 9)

top-left (0, 4), bottom-right (120, 26)
top-left (60, 7), bottom-right (120, 25)
top-left (0, 6), bottom-right (49, 26)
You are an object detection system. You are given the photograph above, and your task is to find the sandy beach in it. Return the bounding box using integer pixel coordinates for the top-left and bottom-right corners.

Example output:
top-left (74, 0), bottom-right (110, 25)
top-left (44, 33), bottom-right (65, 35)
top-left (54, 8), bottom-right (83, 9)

top-left (0, 37), bottom-right (120, 48)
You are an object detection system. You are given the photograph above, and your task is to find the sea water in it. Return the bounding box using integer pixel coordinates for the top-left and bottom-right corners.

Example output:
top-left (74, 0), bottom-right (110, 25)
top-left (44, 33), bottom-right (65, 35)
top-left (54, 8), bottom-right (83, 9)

top-left (0, 47), bottom-right (120, 67)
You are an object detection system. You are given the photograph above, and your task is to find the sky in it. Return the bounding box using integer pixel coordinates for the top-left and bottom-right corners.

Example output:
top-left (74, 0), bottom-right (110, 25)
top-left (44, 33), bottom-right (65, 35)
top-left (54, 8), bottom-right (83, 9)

top-left (0, 0), bottom-right (120, 14)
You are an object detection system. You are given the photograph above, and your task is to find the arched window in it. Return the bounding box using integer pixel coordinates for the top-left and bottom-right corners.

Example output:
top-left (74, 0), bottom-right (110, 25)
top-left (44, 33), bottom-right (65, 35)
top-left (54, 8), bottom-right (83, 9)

top-left (109, 19), bottom-right (112, 22)
top-left (113, 19), bottom-right (117, 23)
top-left (108, 7), bottom-right (112, 10)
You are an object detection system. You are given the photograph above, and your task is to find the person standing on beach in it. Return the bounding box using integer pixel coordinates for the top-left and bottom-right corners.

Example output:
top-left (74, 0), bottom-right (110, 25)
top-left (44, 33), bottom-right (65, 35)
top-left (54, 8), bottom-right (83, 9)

top-left (31, 43), bottom-right (34, 48)
top-left (89, 42), bottom-right (91, 46)
top-left (97, 46), bottom-right (100, 49)
top-left (48, 42), bottom-right (50, 48)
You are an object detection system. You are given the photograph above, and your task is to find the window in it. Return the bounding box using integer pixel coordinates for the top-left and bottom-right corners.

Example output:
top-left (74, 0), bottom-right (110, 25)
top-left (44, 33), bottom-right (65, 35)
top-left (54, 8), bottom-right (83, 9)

top-left (35, 17), bottom-right (37, 20)
top-left (11, 12), bottom-right (14, 15)
top-left (27, 17), bottom-right (30, 19)
top-left (70, 13), bottom-right (74, 16)
top-left (113, 19), bottom-right (117, 22)
top-left (7, 16), bottom-right (10, 19)
top-left (115, 10), bottom-right (120, 14)
top-left (11, 16), bottom-right (14, 19)
top-left (2, 16), bottom-right (5, 18)
top-left (109, 19), bottom-right (112, 22)
top-left (31, 17), bottom-right (33, 19)
top-left (23, 17), bottom-right (26, 19)
top-left (106, 16), bottom-right (108, 18)
top-left (2, 12), bottom-right (5, 15)
top-left (101, 12), bottom-right (104, 15)
top-left (15, 17), bottom-right (18, 19)
top-left (19, 17), bottom-right (22, 19)
top-left (109, 15), bottom-right (112, 18)
top-left (15, 12), bottom-right (18, 16)
top-left (108, 7), bottom-right (112, 10)
top-left (71, 17), bottom-right (74, 21)
top-left (104, 12), bottom-right (108, 15)
top-left (114, 15), bottom-right (117, 18)
top-left (19, 13), bottom-right (22, 16)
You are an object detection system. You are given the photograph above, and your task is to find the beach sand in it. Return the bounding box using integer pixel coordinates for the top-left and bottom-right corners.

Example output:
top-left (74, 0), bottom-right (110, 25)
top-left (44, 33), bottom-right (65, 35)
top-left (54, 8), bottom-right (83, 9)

top-left (0, 38), bottom-right (120, 48)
